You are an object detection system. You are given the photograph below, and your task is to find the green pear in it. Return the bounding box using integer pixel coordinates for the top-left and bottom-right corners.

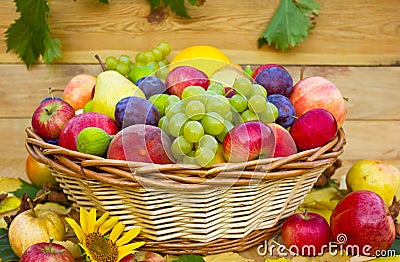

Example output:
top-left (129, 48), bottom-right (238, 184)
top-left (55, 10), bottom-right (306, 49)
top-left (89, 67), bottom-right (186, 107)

top-left (91, 70), bottom-right (145, 120)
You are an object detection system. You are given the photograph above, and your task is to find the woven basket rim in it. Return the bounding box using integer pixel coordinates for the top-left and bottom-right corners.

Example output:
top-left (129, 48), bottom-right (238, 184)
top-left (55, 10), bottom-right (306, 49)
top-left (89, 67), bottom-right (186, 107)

top-left (25, 126), bottom-right (345, 189)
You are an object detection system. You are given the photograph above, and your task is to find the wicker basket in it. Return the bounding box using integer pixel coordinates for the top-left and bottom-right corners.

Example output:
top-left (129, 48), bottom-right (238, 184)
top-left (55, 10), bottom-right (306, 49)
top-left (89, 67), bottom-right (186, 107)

top-left (25, 126), bottom-right (345, 255)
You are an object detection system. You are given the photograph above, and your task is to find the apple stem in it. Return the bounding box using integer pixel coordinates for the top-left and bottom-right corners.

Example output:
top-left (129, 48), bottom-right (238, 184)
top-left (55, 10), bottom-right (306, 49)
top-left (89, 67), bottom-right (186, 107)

top-left (46, 237), bottom-right (54, 253)
top-left (303, 209), bottom-right (310, 220)
top-left (44, 107), bottom-right (51, 115)
top-left (95, 54), bottom-right (108, 72)
top-left (28, 197), bottom-right (37, 218)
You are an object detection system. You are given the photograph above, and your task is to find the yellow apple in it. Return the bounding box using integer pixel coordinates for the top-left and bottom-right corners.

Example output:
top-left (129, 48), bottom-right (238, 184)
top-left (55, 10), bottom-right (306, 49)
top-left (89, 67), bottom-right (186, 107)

top-left (25, 154), bottom-right (56, 188)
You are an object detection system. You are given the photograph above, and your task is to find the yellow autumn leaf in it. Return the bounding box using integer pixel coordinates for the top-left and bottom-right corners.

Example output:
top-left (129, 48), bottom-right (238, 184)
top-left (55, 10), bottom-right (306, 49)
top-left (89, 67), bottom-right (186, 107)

top-left (53, 240), bottom-right (82, 258)
top-left (0, 177), bottom-right (22, 193)
top-left (373, 255), bottom-right (400, 261)
top-left (265, 258), bottom-right (291, 262)
top-left (204, 252), bottom-right (254, 262)
top-left (0, 195), bottom-right (21, 213)
top-left (35, 202), bottom-right (72, 216)
top-left (0, 217), bottom-right (7, 229)
top-left (290, 252), bottom-right (350, 262)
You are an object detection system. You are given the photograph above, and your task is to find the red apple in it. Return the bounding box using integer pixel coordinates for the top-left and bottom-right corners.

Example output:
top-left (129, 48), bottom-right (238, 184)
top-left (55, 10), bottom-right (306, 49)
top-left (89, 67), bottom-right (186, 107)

top-left (59, 112), bottom-right (120, 151)
top-left (330, 190), bottom-right (396, 256)
top-left (289, 108), bottom-right (338, 151)
top-left (31, 99), bottom-right (76, 140)
top-left (25, 154), bottom-right (56, 188)
top-left (251, 63), bottom-right (285, 79)
top-left (107, 124), bottom-right (174, 164)
top-left (222, 121), bottom-right (275, 162)
top-left (20, 240), bottom-right (74, 262)
top-left (268, 123), bottom-right (297, 158)
top-left (281, 211), bottom-right (331, 256)
top-left (62, 74), bottom-right (97, 111)
top-left (165, 66), bottom-right (209, 98)
top-left (289, 76), bottom-right (347, 127)
top-left (120, 251), bottom-right (165, 262)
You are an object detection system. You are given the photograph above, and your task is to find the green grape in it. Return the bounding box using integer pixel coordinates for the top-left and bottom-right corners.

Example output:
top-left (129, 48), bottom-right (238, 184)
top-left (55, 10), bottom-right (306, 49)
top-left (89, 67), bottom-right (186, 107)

top-left (118, 54), bottom-right (131, 64)
top-left (181, 85), bottom-right (206, 104)
top-left (257, 108), bottom-right (275, 123)
top-left (155, 66), bottom-right (169, 81)
top-left (164, 95), bottom-right (181, 108)
top-left (128, 62), bottom-right (158, 83)
top-left (198, 135), bottom-right (218, 153)
top-left (206, 95), bottom-right (231, 116)
top-left (165, 101), bottom-right (185, 119)
top-left (205, 90), bottom-right (217, 97)
top-left (149, 93), bottom-right (169, 116)
top-left (151, 48), bottom-right (163, 62)
top-left (158, 116), bottom-right (170, 135)
top-left (115, 63), bottom-right (130, 76)
top-left (143, 51), bottom-right (156, 64)
top-left (233, 77), bottom-right (253, 97)
top-left (105, 56), bottom-right (118, 70)
top-left (183, 151), bottom-right (197, 165)
top-left (171, 136), bottom-right (193, 157)
top-left (241, 110), bottom-right (258, 122)
top-left (135, 52), bottom-right (145, 63)
top-left (159, 58), bottom-right (170, 68)
top-left (248, 95), bottom-right (267, 113)
top-left (168, 113), bottom-right (187, 137)
top-left (185, 100), bottom-right (205, 120)
top-left (267, 102), bottom-right (279, 120)
top-left (252, 84), bottom-right (267, 98)
top-left (129, 60), bottom-right (135, 71)
top-left (183, 121), bottom-right (204, 143)
top-left (207, 82), bottom-right (225, 96)
top-left (195, 147), bottom-right (216, 168)
top-left (229, 94), bottom-right (248, 113)
top-left (216, 120), bottom-right (234, 142)
top-left (157, 42), bottom-right (172, 57)
top-left (223, 110), bottom-right (233, 122)
top-left (201, 112), bottom-right (225, 136)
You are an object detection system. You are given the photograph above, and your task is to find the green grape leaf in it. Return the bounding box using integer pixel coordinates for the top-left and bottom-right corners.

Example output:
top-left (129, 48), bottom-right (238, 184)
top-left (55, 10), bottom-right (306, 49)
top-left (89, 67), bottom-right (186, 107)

top-left (147, 0), bottom-right (203, 18)
top-left (97, 0), bottom-right (109, 3)
top-left (258, 0), bottom-right (321, 51)
top-left (5, 0), bottom-right (61, 68)
top-left (11, 179), bottom-right (40, 199)
top-left (0, 228), bottom-right (19, 261)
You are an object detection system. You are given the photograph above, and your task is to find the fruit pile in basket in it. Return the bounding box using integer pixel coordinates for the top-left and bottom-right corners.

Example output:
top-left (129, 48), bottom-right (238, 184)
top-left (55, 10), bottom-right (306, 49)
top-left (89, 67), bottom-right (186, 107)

top-left (30, 44), bottom-right (347, 170)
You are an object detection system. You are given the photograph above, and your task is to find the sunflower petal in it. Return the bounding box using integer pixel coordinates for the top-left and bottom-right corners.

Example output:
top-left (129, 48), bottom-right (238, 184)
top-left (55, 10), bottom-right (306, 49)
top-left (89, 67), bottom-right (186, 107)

top-left (94, 211), bottom-right (109, 231)
top-left (116, 227), bottom-right (142, 246)
top-left (99, 216), bottom-right (119, 235)
top-left (65, 217), bottom-right (85, 243)
top-left (79, 243), bottom-right (97, 262)
top-left (86, 208), bottom-right (97, 233)
top-left (80, 207), bottom-right (89, 234)
top-left (117, 242), bottom-right (146, 261)
top-left (109, 222), bottom-right (125, 242)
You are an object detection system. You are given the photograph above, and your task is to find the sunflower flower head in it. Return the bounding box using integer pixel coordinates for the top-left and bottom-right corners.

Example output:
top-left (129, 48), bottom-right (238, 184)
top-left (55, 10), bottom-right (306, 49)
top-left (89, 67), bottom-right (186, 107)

top-left (65, 207), bottom-right (145, 262)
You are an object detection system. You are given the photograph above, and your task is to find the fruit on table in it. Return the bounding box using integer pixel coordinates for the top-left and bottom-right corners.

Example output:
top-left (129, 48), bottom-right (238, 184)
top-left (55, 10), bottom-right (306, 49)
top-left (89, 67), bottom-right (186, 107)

top-left (346, 159), bottom-right (400, 206)
top-left (25, 154), bottom-right (56, 188)
top-left (290, 108), bottom-right (338, 151)
top-left (62, 74), bottom-right (96, 111)
top-left (120, 251), bottom-right (165, 262)
top-left (268, 123), bottom-right (297, 158)
top-left (20, 238), bottom-right (74, 262)
top-left (31, 99), bottom-right (76, 140)
top-left (136, 75), bottom-right (167, 99)
top-left (169, 45), bottom-right (230, 77)
top-left (91, 70), bottom-right (145, 120)
top-left (281, 211), bottom-right (331, 256)
top-left (254, 67), bottom-right (294, 97)
top-left (289, 76), bottom-right (347, 127)
top-left (330, 190), bottom-right (396, 256)
top-left (59, 112), bottom-right (120, 151)
top-left (114, 96), bottom-right (160, 129)
top-left (222, 121), bottom-right (275, 162)
top-left (107, 124), bottom-right (174, 164)
top-left (267, 94), bottom-right (296, 128)
top-left (251, 63), bottom-right (285, 79)
top-left (8, 203), bottom-right (65, 257)
top-left (165, 66), bottom-right (209, 98)
top-left (77, 127), bottom-right (113, 156)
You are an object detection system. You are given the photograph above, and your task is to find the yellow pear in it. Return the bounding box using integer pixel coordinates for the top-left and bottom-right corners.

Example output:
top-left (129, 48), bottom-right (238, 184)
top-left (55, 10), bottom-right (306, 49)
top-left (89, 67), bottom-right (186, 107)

top-left (346, 159), bottom-right (400, 206)
top-left (91, 70), bottom-right (145, 120)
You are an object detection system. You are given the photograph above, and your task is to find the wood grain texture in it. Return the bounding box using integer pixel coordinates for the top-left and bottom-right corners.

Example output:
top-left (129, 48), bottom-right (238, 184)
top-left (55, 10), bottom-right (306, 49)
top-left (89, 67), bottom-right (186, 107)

top-left (1, 0), bottom-right (399, 65)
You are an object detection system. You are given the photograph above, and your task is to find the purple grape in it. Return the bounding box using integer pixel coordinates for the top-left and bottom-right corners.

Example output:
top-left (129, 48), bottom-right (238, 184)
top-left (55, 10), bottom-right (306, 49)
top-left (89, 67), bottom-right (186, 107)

top-left (267, 94), bottom-right (296, 128)
top-left (137, 76), bottom-right (166, 99)
top-left (40, 97), bottom-right (63, 104)
top-left (115, 96), bottom-right (160, 129)
top-left (254, 67), bottom-right (293, 97)
top-left (44, 138), bottom-right (59, 145)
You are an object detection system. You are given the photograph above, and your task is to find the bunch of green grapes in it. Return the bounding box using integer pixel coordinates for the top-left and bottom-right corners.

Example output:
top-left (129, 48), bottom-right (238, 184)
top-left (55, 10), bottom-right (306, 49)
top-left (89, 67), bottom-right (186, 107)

top-left (229, 77), bottom-right (279, 125)
top-left (104, 42), bottom-right (172, 83)
top-left (150, 83), bottom-right (233, 168)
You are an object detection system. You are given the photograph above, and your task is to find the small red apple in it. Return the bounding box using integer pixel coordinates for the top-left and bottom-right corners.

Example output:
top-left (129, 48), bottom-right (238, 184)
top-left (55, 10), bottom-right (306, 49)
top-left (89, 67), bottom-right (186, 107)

top-left (120, 251), bottom-right (166, 262)
top-left (59, 112), bottom-right (120, 151)
top-left (281, 211), bottom-right (331, 256)
top-left (20, 239), bottom-right (74, 262)
top-left (289, 108), bottom-right (338, 151)
top-left (222, 121), bottom-right (275, 162)
top-left (289, 76), bottom-right (347, 127)
top-left (31, 99), bottom-right (76, 140)
top-left (268, 123), bottom-right (297, 158)
top-left (165, 66), bottom-right (209, 98)
top-left (62, 74), bottom-right (97, 111)
top-left (330, 190), bottom-right (396, 256)
top-left (25, 154), bottom-right (56, 188)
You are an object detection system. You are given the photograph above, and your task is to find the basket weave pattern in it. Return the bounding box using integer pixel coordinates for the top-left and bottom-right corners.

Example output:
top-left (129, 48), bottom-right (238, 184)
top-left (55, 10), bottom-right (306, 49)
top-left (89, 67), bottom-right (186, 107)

top-left (25, 127), bottom-right (345, 254)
